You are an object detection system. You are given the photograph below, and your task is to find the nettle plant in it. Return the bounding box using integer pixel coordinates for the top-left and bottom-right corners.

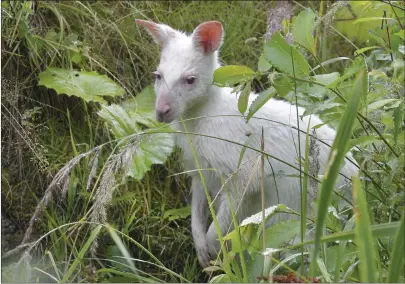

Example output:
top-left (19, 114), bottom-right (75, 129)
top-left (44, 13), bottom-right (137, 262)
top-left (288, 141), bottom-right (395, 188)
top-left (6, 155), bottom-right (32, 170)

top-left (205, 7), bottom-right (404, 284)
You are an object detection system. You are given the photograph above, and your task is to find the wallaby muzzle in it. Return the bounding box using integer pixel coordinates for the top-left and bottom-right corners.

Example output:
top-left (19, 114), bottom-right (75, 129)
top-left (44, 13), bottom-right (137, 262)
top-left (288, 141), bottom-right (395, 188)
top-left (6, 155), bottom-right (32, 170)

top-left (155, 92), bottom-right (173, 123)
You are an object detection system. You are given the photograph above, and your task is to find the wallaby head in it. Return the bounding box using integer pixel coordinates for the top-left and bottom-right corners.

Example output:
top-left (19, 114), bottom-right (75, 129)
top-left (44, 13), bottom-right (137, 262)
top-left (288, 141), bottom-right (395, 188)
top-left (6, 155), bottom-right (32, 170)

top-left (136, 20), bottom-right (224, 123)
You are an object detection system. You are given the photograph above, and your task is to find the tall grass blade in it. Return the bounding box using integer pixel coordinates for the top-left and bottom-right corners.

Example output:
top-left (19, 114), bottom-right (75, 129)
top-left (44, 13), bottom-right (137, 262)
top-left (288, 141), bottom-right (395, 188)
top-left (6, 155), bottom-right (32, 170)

top-left (105, 223), bottom-right (139, 276)
top-left (96, 267), bottom-right (161, 283)
top-left (289, 221), bottom-right (400, 248)
top-left (309, 61), bottom-right (366, 276)
top-left (353, 176), bottom-right (377, 282)
top-left (34, 267), bottom-right (60, 283)
top-left (223, 184), bottom-right (248, 283)
top-left (387, 213), bottom-right (405, 283)
top-left (46, 250), bottom-right (61, 281)
top-left (316, 257), bottom-right (332, 283)
top-left (61, 225), bottom-right (102, 283)
top-left (333, 216), bottom-right (355, 282)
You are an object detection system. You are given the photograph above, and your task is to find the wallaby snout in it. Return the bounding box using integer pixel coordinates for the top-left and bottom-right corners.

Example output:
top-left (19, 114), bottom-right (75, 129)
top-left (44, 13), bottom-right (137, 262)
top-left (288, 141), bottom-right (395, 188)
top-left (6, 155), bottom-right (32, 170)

top-left (155, 92), bottom-right (172, 123)
top-left (156, 104), bottom-right (172, 122)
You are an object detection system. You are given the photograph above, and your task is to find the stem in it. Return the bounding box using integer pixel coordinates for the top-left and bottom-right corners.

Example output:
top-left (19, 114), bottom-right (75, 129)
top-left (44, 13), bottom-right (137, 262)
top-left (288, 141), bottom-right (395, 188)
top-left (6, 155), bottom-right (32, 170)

top-left (260, 127), bottom-right (266, 269)
top-left (383, 10), bottom-right (394, 61)
top-left (290, 43), bottom-right (305, 274)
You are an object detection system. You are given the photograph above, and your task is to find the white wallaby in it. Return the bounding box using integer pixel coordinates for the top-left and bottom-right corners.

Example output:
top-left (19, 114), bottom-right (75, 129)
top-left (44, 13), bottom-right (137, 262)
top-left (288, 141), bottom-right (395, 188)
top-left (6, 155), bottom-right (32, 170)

top-left (135, 19), bottom-right (358, 268)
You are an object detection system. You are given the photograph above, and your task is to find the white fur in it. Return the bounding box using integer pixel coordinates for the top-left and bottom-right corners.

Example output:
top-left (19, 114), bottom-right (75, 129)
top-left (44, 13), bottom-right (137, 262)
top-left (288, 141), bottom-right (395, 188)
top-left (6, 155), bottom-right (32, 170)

top-left (136, 20), bottom-right (358, 268)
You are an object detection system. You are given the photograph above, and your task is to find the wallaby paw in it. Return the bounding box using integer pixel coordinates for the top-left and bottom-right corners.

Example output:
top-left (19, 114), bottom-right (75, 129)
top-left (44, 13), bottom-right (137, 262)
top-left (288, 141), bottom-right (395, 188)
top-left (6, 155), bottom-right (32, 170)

top-left (196, 242), bottom-right (211, 268)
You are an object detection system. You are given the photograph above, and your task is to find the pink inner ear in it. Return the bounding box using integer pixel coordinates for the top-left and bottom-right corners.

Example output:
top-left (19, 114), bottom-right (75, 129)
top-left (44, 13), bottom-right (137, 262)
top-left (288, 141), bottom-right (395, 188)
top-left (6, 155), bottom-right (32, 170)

top-left (135, 19), bottom-right (160, 38)
top-left (195, 21), bottom-right (223, 54)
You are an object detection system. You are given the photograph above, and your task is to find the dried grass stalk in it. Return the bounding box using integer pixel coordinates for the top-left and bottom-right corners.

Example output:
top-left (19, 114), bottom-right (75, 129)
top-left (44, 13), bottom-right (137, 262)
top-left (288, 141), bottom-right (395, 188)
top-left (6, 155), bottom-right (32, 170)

top-left (21, 147), bottom-right (101, 244)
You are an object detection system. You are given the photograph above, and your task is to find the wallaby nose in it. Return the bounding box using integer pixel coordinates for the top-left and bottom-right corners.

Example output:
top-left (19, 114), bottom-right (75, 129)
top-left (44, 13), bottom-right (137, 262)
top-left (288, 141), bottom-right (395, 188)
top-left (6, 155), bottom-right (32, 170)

top-left (156, 104), bottom-right (171, 122)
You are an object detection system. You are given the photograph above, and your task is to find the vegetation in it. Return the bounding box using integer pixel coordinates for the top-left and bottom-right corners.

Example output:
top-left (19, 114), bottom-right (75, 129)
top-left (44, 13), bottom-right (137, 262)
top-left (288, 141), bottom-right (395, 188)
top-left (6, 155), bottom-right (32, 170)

top-left (1, 1), bottom-right (404, 283)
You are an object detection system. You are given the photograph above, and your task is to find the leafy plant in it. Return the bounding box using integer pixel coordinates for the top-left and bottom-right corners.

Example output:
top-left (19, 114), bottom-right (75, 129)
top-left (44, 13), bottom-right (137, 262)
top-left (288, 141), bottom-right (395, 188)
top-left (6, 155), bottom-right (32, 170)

top-left (212, 4), bottom-right (404, 282)
top-left (2, 1), bottom-right (404, 283)
top-left (38, 67), bottom-right (125, 104)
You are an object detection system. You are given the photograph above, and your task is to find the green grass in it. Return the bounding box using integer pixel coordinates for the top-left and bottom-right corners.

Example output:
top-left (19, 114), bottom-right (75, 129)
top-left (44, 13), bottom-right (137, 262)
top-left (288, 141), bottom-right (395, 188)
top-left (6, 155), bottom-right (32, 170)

top-left (1, 1), bottom-right (267, 282)
top-left (1, 1), bottom-right (404, 283)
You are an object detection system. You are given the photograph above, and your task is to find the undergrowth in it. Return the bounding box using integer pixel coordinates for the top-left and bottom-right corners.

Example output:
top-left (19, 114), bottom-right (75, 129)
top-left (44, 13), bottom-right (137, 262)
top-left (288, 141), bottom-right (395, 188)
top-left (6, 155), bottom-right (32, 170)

top-left (1, 1), bottom-right (404, 283)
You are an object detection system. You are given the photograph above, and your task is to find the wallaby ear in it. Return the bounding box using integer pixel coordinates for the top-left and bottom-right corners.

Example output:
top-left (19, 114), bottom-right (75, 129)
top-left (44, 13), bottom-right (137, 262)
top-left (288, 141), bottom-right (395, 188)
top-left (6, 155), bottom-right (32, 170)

top-left (192, 21), bottom-right (224, 54)
top-left (135, 19), bottom-right (177, 47)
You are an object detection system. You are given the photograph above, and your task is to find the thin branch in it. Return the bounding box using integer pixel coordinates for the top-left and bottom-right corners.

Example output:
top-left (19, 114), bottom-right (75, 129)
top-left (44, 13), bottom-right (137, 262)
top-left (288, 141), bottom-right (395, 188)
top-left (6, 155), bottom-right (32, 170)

top-left (388, 0), bottom-right (404, 29)
top-left (380, 0), bottom-right (405, 12)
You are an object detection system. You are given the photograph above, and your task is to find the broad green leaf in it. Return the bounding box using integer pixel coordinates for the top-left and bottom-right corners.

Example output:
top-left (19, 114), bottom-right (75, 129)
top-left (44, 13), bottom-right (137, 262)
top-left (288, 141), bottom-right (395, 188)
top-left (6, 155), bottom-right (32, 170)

top-left (368, 29), bottom-right (389, 49)
top-left (313, 72), bottom-right (340, 85)
top-left (334, 1), bottom-right (402, 44)
top-left (263, 220), bottom-right (300, 248)
top-left (353, 176), bottom-right (377, 282)
top-left (258, 53), bottom-right (272, 73)
top-left (240, 204), bottom-right (294, 227)
top-left (121, 86), bottom-right (157, 127)
top-left (388, 214), bottom-right (405, 283)
top-left (292, 8), bottom-right (316, 53)
top-left (98, 86), bottom-right (174, 181)
top-left (70, 52), bottom-right (82, 64)
top-left (98, 104), bottom-right (140, 138)
top-left (18, 20), bottom-right (29, 37)
top-left (354, 17), bottom-right (396, 24)
top-left (270, 73), bottom-right (293, 97)
top-left (354, 46), bottom-right (381, 56)
top-left (129, 132), bottom-right (174, 181)
top-left (310, 59), bottom-right (366, 277)
top-left (224, 204), bottom-right (295, 255)
top-left (62, 225), bottom-right (102, 282)
top-left (246, 87), bottom-right (276, 121)
top-left (264, 32), bottom-right (310, 77)
top-left (349, 135), bottom-right (380, 149)
top-left (98, 86), bottom-right (162, 137)
top-left (38, 67), bottom-right (124, 104)
top-left (213, 65), bottom-right (255, 87)
top-left (305, 72), bottom-right (340, 99)
top-left (302, 101), bottom-right (341, 117)
top-left (383, 100), bottom-right (402, 110)
top-left (163, 206), bottom-right (191, 221)
top-left (394, 30), bottom-right (405, 40)
top-left (365, 99), bottom-right (401, 113)
top-left (327, 57), bottom-right (365, 88)
top-left (238, 83), bottom-right (251, 115)
top-left (369, 69), bottom-right (388, 79)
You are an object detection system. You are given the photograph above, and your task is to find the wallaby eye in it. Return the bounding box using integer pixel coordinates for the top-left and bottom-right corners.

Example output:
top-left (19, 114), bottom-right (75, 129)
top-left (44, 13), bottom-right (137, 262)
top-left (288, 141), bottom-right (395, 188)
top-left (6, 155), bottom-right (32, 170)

top-left (153, 71), bottom-right (161, 80)
top-left (186, 76), bottom-right (196, 85)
